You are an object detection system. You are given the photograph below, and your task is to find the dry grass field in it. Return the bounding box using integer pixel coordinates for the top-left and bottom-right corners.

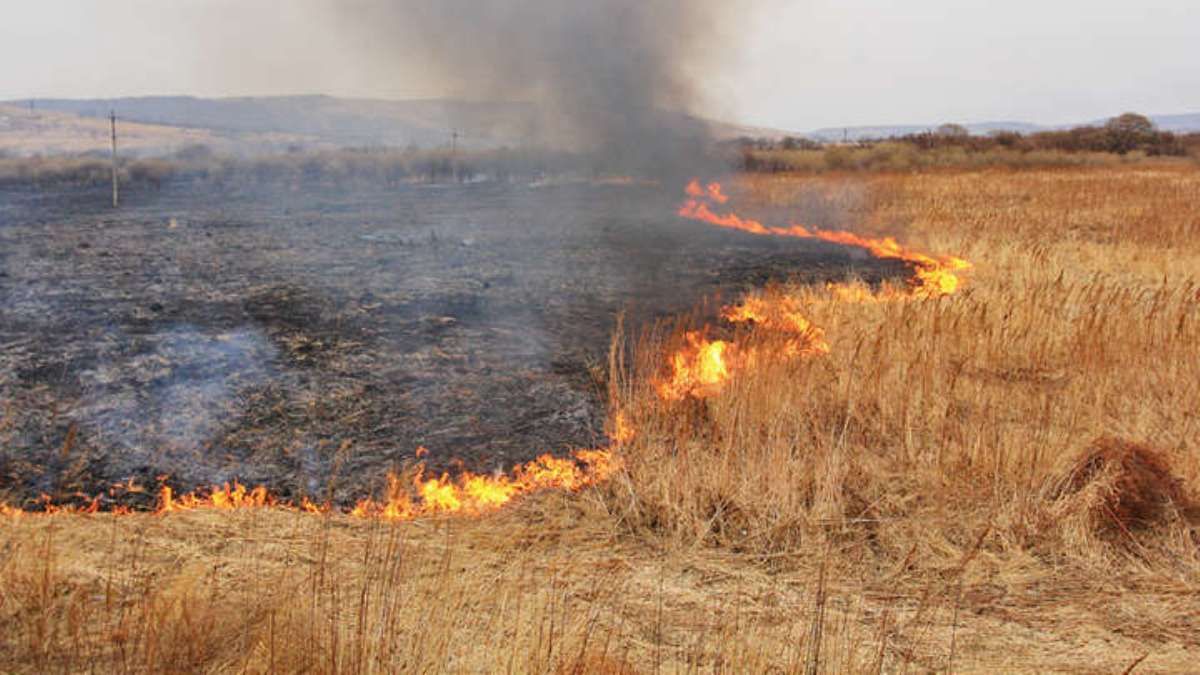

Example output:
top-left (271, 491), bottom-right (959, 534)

top-left (0, 104), bottom-right (221, 157)
top-left (3, 165), bottom-right (1199, 672)
top-left (0, 104), bottom-right (308, 159)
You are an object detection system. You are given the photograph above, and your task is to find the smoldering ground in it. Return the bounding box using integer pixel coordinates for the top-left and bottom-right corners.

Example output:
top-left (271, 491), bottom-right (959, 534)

top-left (69, 327), bottom-right (278, 488)
top-left (0, 2), bottom-right (898, 509)
top-left (0, 178), bottom-right (902, 508)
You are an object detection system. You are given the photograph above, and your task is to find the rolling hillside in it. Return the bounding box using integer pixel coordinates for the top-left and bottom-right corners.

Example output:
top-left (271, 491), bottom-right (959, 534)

top-left (0, 103), bottom-right (310, 157)
top-left (5, 95), bottom-right (793, 155)
top-left (5, 95), bottom-right (1198, 155)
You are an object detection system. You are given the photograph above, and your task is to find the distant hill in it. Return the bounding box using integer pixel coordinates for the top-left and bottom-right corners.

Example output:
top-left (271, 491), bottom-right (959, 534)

top-left (0, 103), bottom-right (314, 157)
top-left (8, 96), bottom-right (538, 150)
top-left (4, 95), bottom-right (1197, 156)
top-left (6, 96), bottom-right (793, 154)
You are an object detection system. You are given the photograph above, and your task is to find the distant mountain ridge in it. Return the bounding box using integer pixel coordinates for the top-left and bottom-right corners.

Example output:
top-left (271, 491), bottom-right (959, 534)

top-left (8, 96), bottom-right (540, 149)
top-left (5, 96), bottom-right (1199, 153)
top-left (5, 95), bottom-right (790, 151)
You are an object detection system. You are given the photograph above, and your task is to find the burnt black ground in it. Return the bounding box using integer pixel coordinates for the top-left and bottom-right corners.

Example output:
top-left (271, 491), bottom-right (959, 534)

top-left (0, 179), bottom-right (905, 507)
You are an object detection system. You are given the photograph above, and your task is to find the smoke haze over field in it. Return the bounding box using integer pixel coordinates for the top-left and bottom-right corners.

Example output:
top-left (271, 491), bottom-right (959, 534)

top-left (332, 1), bottom-right (743, 172)
top-left (3, 1), bottom-right (1199, 131)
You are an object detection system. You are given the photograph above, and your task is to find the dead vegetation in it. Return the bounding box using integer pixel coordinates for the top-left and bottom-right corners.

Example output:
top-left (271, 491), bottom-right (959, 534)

top-left (3, 165), bottom-right (1200, 671)
top-left (1050, 438), bottom-right (1197, 547)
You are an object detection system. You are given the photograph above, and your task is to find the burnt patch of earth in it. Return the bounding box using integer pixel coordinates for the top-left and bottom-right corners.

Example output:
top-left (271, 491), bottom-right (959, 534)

top-left (0, 181), bottom-right (903, 508)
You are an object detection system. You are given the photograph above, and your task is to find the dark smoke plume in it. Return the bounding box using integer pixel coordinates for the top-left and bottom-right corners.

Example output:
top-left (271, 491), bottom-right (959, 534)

top-left (338, 0), bottom-right (741, 175)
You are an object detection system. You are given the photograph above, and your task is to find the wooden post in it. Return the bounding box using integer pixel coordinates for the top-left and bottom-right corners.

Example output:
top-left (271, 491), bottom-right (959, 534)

top-left (110, 110), bottom-right (119, 208)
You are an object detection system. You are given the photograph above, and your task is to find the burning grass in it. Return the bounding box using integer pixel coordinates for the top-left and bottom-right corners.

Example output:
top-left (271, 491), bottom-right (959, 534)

top-left (613, 169), bottom-right (1200, 557)
top-left (4, 165), bottom-right (1200, 671)
top-left (678, 179), bottom-right (973, 296)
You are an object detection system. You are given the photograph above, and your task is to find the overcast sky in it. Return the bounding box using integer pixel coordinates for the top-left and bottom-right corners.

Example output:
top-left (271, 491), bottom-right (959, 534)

top-left (2, 0), bottom-right (1196, 131)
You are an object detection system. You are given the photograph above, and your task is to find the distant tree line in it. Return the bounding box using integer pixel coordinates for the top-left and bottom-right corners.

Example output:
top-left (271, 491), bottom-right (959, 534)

top-left (907, 114), bottom-right (1189, 156)
top-left (735, 113), bottom-right (1200, 173)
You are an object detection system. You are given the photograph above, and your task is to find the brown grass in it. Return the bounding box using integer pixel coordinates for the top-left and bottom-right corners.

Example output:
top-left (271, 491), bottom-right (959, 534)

top-left (0, 104), bottom-right (225, 156)
top-left (1051, 437), bottom-right (1196, 543)
top-left (3, 165), bottom-right (1200, 672)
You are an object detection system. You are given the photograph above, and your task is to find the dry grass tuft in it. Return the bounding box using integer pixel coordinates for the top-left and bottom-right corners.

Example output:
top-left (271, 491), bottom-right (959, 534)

top-left (1050, 437), bottom-right (1197, 543)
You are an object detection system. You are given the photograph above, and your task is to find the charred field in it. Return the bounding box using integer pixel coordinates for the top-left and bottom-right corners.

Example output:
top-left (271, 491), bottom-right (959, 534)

top-left (0, 178), bottom-right (902, 507)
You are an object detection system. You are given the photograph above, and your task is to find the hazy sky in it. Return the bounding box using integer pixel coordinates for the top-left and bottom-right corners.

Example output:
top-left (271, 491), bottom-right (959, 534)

top-left (2, 0), bottom-right (1196, 131)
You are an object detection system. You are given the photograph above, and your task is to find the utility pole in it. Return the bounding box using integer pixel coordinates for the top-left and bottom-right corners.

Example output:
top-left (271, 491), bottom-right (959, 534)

top-left (450, 129), bottom-right (460, 182)
top-left (110, 110), bottom-right (119, 208)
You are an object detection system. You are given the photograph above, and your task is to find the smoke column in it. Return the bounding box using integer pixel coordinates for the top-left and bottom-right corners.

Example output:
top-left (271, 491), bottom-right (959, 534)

top-left (337, 0), bottom-right (744, 175)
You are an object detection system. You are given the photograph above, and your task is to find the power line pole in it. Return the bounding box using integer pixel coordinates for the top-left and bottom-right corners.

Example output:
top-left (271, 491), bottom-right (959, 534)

top-left (110, 110), bottom-right (119, 208)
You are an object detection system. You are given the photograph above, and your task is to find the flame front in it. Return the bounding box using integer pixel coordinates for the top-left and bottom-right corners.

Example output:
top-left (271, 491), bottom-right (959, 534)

top-left (3, 442), bottom-right (621, 522)
top-left (722, 294), bottom-right (832, 357)
top-left (679, 180), bottom-right (971, 298)
top-left (658, 332), bottom-right (735, 401)
top-left (656, 294), bottom-right (832, 401)
top-left (657, 179), bottom-right (971, 402)
top-left (142, 448), bottom-right (622, 522)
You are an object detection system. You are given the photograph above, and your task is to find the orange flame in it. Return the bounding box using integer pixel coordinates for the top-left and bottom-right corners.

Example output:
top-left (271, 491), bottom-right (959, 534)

top-left (142, 446), bottom-right (623, 522)
top-left (658, 332), bottom-right (735, 401)
top-left (657, 294), bottom-right (831, 401)
top-left (350, 449), bottom-right (620, 520)
top-left (722, 294), bottom-right (831, 357)
top-left (158, 482), bottom-right (275, 513)
top-left (1, 494), bottom-right (130, 518)
top-left (685, 180), bottom-right (729, 204)
top-left (679, 180), bottom-right (971, 297)
top-left (658, 178), bottom-right (970, 403)
top-left (3, 443), bottom-right (624, 522)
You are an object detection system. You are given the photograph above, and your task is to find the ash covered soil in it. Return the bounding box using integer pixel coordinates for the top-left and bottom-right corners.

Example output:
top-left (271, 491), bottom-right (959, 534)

top-left (0, 180), bottom-right (904, 507)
